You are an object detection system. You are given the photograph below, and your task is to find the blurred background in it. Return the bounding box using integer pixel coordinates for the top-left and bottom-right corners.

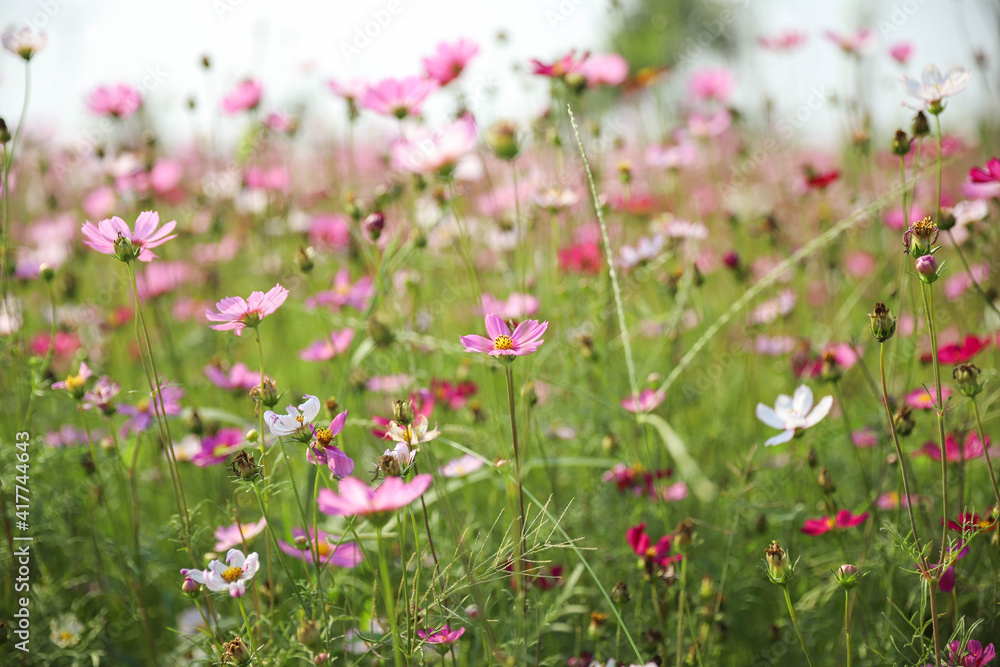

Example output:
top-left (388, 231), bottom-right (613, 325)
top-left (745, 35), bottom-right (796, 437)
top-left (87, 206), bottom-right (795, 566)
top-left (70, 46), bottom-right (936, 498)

top-left (1, 0), bottom-right (998, 146)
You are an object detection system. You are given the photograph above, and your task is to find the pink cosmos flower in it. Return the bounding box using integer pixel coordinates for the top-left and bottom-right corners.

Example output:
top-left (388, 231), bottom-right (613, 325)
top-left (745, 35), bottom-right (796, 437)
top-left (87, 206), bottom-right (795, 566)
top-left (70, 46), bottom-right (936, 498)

top-left (460, 313), bottom-right (548, 357)
top-left (51, 362), bottom-right (92, 394)
top-left (889, 42), bottom-right (914, 65)
top-left (299, 328), bottom-right (355, 362)
top-left (361, 76), bottom-right (436, 119)
top-left (851, 428), bottom-right (878, 448)
top-left (82, 376), bottom-right (120, 414)
top-left (577, 53), bottom-right (628, 88)
top-left (915, 432), bottom-right (989, 463)
top-left (758, 30), bottom-right (807, 51)
top-left (136, 261), bottom-right (195, 300)
top-left (307, 268), bottom-right (374, 312)
top-left (391, 113), bottom-right (478, 176)
top-left (621, 388), bottom-right (666, 413)
top-left (317, 474), bottom-right (433, 520)
top-left (191, 428), bottom-right (245, 467)
top-left (221, 79), bottom-right (262, 114)
top-left (418, 625), bottom-right (466, 645)
top-left (948, 639), bottom-right (995, 667)
top-left (265, 111), bottom-right (295, 133)
top-left (801, 509), bottom-right (870, 536)
top-left (945, 263), bottom-right (990, 301)
top-left (328, 78), bottom-right (368, 101)
top-left (213, 517), bottom-right (267, 552)
top-left (423, 38), bottom-right (479, 86)
top-left (206, 284), bottom-right (288, 337)
top-left (278, 527), bottom-right (362, 568)
top-left (922, 334), bottom-right (990, 364)
top-left (119, 382), bottom-right (183, 436)
top-left (970, 157), bottom-right (1000, 184)
top-left (905, 385), bottom-right (953, 410)
top-left (439, 454), bottom-right (485, 478)
top-left (306, 411), bottom-right (355, 479)
top-left (686, 109), bottom-right (731, 138)
top-left (645, 141), bottom-right (698, 170)
top-left (902, 64), bottom-right (971, 111)
top-left (688, 67), bottom-right (735, 103)
top-left (824, 28), bottom-right (875, 56)
top-left (2, 26), bottom-right (46, 60)
top-left (366, 374), bottom-right (413, 393)
top-left (755, 385), bottom-right (833, 446)
top-left (204, 362), bottom-right (259, 392)
top-left (480, 293), bottom-right (539, 320)
top-left (662, 481), bottom-right (688, 502)
top-left (81, 211), bottom-right (177, 263)
top-left (181, 549), bottom-right (259, 598)
top-left (626, 522), bottom-right (678, 567)
top-left (86, 84), bottom-right (142, 118)
top-left (530, 50), bottom-right (588, 78)
top-left (308, 213), bottom-right (352, 251)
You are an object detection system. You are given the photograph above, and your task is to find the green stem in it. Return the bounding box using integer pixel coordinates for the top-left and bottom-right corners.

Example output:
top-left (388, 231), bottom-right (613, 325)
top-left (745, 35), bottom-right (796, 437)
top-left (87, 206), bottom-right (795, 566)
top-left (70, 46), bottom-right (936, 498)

top-left (236, 596), bottom-right (254, 657)
top-left (375, 524), bottom-right (406, 667)
top-left (934, 114), bottom-right (943, 222)
top-left (844, 589), bottom-right (852, 667)
top-left (972, 399), bottom-right (1000, 510)
top-left (676, 554), bottom-right (687, 667)
top-left (945, 230), bottom-right (1000, 320)
top-left (783, 586), bottom-right (817, 667)
top-left (1, 62), bottom-right (31, 304)
top-left (504, 363), bottom-right (527, 615)
top-left (920, 283), bottom-right (949, 572)
top-left (19, 278), bottom-right (57, 431)
top-left (880, 344), bottom-right (923, 550)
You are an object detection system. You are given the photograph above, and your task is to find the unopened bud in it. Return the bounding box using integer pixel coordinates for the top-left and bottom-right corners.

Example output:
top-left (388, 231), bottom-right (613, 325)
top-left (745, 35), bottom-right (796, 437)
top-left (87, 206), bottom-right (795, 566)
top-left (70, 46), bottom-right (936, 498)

top-left (465, 605), bottom-right (481, 620)
top-left (617, 160), bottom-right (632, 184)
top-left (611, 581), bottom-right (631, 605)
top-left (293, 534), bottom-right (310, 550)
top-left (222, 637), bottom-right (251, 665)
top-left (325, 396), bottom-right (339, 417)
top-left (953, 363), bottom-right (984, 397)
top-left (818, 466), bottom-right (836, 494)
top-left (894, 405), bottom-right (915, 437)
top-left (182, 577), bottom-right (201, 596)
top-left (295, 246), bottom-right (315, 274)
top-left (0, 118), bottom-right (10, 144)
top-left (765, 540), bottom-right (792, 586)
top-left (912, 111), bottom-right (930, 137)
top-left (485, 120), bottom-right (520, 161)
top-left (587, 611), bottom-right (609, 640)
top-left (868, 301), bottom-right (897, 342)
top-left (313, 653), bottom-right (330, 666)
top-left (891, 129), bottom-right (911, 157)
top-left (806, 447), bottom-right (819, 468)
top-left (601, 433), bottom-right (618, 455)
top-left (673, 518), bottom-right (694, 551)
top-left (231, 451), bottom-right (261, 481)
top-left (113, 233), bottom-right (138, 263)
top-left (937, 208), bottom-right (956, 231)
top-left (245, 429), bottom-right (259, 443)
top-left (393, 399), bottom-right (415, 425)
top-left (38, 263), bottom-right (55, 282)
top-left (366, 313), bottom-right (395, 347)
top-left (915, 254), bottom-right (939, 283)
top-left (363, 210), bottom-right (385, 241)
top-left (834, 563), bottom-right (863, 589)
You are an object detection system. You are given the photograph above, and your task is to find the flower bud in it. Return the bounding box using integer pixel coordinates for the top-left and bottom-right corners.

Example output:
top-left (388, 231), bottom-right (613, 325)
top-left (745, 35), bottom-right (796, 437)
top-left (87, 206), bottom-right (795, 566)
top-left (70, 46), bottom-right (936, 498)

top-left (366, 313), bottom-right (395, 347)
top-left (834, 563), bottom-right (863, 590)
top-left (891, 129), bottom-right (911, 157)
top-left (245, 429), bottom-right (259, 443)
top-left (806, 447), bottom-right (819, 469)
top-left (912, 110), bottom-right (930, 137)
top-left (295, 246), bottom-right (315, 274)
top-left (673, 518), bottom-right (695, 551)
top-left (641, 628), bottom-right (663, 650)
top-left (38, 263), bottom-right (55, 282)
top-left (817, 466), bottom-right (836, 494)
top-left (903, 217), bottom-right (939, 257)
top-left (231, 451), bottom-right (261, 481)
top-left (699, 575), bottom-right (714, 600)
top-left (313, 653), bottom-right (330, 666)
top-left (819, 351), bottom-right (843, 383)
top-left (250, 377), bottom-right (279, 408)
top-left (894, 405), bottom-right (915, 437)
top-left (376, 453), bottom-right (402, 478)
top-left (617, 160), bottom-right (632, 185)
top-left (611, 581), bottom-right (631, 605)
top-left (485, 120), bottom-right (520, 161)
top-left (325, 396), bottom-right (339, 417)
top-left (363, 210), bottom-right (385, 241)
top-left (587, 611), bottom-right (609, 640)
top-left (465, 605), bottom-right (481, 620)
top-left (765, 540), bottom-right (792, 586)
top-left (392, 399), bottom-right (415, 425)
top-left (600, 433), bottom-right (618, 455)
top-left (868, 301), bottom-right (897, 342)
top-left (182, 576), bottom-right (201, 596)
top-left (915, 254), bottom-right (939, 283)
top-left (222, 637), bottom-right (252, 665)
top-left (113, 232), bottom-right (138, 263)
top-left (577, 334), bottom-right (596, 361)
top-left (297, 619), bottom-right (321, 646)
top-left (0, 118), bottom-right (10, 144)
top-left (953, 363), bottom-right (984, 397)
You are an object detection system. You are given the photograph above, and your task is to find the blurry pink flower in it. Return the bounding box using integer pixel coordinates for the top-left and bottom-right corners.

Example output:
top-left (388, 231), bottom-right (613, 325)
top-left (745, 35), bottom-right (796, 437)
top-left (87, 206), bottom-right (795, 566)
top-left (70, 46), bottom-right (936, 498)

top-left (801, 509), bottom-right (869, 535)
top-left (662, 481), bottom-right (688, 502)
top-left (748, 289), bottom-right (797, 326)
top-left (244, 166), bottom-right (290, 192)
top-left (824, 28), bottom-right (875, 56)
top-left (391, 113), bottom-right (477, 176)
top-left (213, 517), bottom-right (267, 552)
top-left (418, 625), bottom-right (466, 645)
top-left (423, 38), bottom-right (479, 86)
top-left (51, 362), bottom-right (92, 395)
top-left (83, 186), bottom-right (116, 220)
top-left (366, 374), bottom-right (413, 393)
top-left (2, 25), bottom-right (46, 60)
top-left (530, 50), bottom-right (587, 78)
top-left (299, 328), bottom-right (355, 361)
top-left (578, 53), bottom-right (628, 88)
top-left (204, 362), bottom-right (259, 392)
top-left (755, 335), bottom-right (797, 356)
top-left (191, 428), bottom-right (245, 467)
top-left (645, 141), bottom-right (698, 170)
top-left (306, 268), bottom-right (373, 311)
top-left (460, 313), bottom-right (548, 357)
top-left (621, 388), bottom-right (666, 413)
top-left (278, 527), bottom-right (362, 568)
top-left (758, 29), bottom-right (807, 51)
top-left (362, 76), bottom-right (436, 119)
top-left (205, 284), bottom-right (288, 336)
top-left (688, 67), bottom-right (735, 103)
top-left (308, 213), bottom-right (352, 250)
top-left (328, 78), bottom-right (367, 101)
top-left (81, 210), bottom-right (177, 263)
top-left (86, 83), bottom-right (142, 118)
top-left (902, 64), bottom-right (971, 111)
top-left (137, 261), bottom-right (195, 300)
top-left (481, 293), bottom-right (539, 320)
top-left (221, 79), bottom-right (262, 114)
top-left (962, 177), bottom-right (1000, 200)
top-left (755, 385), bottom-right (833, 446)
top-left (905, 385), bottom-right (952, 410)
top-left (889, 42), bottom-right (914, 64)
top-left (915, 432), bottom-right (989, 462)
top-left (119, 382), bottom-right (183, 436)
top-left (149, 159), bottom-right (183, 194)
top-left (844, 251), bottom-right (876, 278)
top-left (439, 453), bottom-right (485, 478)
top-left (852, 428), bottom-right (878, 448)
top-left (970, 157), bottom-right (1000, 184)
top-left (317, 474), bottom-right (433, 520)
top-left (923, 334), bottom-right (990, 364)
top-left (877, 491), bottom-right (920, 510)
top-left (686, 110), bottom-right (731, 138)
top-left (265, 111), bottom-right (295, 133)
top-left (885, 204), bottom-right (926, 231)
top-left (944, 263), bottom-right (989, 300)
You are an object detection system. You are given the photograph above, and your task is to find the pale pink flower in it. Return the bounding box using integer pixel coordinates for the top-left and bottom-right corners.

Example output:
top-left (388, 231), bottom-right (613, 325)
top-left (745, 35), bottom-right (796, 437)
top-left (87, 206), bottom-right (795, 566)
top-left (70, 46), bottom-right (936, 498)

top-left (889, 42), bottom-right (914, 65)
top-left (366, 374), bottom-right (413, 393)
top-left (149, 159), bottom-right (183, 194)
top-left (81, 211), bottom-right (177, 262)
top-left (317, 474), bottom-right (433, 519)
top-left (578, 53), bottom-right (628, 88)
top-left (328, 78), bottom-right (367, 101)
top-left (621, 388), bottom-right (666, 413)
top-left (204, 362), bottom-right (259, 392)
top-left (758, 30), bottom-right (807, 51)
top-left (278, 527), bottom-right (362, 568)
top-left (308, 213), bottom-right (352, 250)
top-left (755, 385), bottom-right (833, 447)
top-left (688, 67), bottom-right (735, 103)
top-left (662, 481), bottom-right (688, 502)
top-left (852, 428), bottom-right (878, 448)
top-left (299, 328), bottom-right (355, 361)
top-left (221, 79), bottom-right (262, 114)
top-left (686, 110), bottom-right (731, 138)
top-left (385, 415), bottom-right (440, 448)
top-left (137, 261), bottom-right (195, 300)
top-left (391, 113), bottom-right (477, 176)
top-left (205, 284), bottom-right (288, 336)
top-left (306, 268), bottom-right (373, 311)
top-left (361, 76), bottom-right (436, 119)
top-left (83, 186), bottom-right (116, 220)
top-left (645, 141), bottom-right (698, 170)
top-left (460, 313), bottom-right (548, 357)
top-left (902, 64), bottom-right (971, 111)
top-left (480, 293), bottom-right (539, 320)
top-left (265, 111), bottom-right (295, 133)
top-left (86, 84), bottom-right (142, 118)
top-left (423, 38), bottom-right (479, 86)
top-left (944, 262), bottom-right (989, 300)
top-left (213, 518), bottom-right (267, 552)
top-left (439, 454), bottom-right (485, 478)
top-left (2, 25), bottom-right (46, 60)
top-left (844, 251), bottom-right (876, 278)
top-left (824, 28), bottom-right (875, 56)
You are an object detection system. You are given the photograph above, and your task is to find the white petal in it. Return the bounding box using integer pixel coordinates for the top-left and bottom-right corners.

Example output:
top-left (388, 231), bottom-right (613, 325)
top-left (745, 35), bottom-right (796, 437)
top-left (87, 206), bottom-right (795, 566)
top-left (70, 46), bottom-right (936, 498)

top-left (792, 385), bottom-right (813, 414)
top-left (773, 393), bottom-right (793, 416)
top-left (755, 404), bottom-right (787, 430)
top-left (299, 395), bottom-right (321, 423)
top-left (764, 430), bottom-right (796, 447)
top-left (803, 395), bottom-right (834, 427)
top-left (226, 549), bottom-right (246, 569)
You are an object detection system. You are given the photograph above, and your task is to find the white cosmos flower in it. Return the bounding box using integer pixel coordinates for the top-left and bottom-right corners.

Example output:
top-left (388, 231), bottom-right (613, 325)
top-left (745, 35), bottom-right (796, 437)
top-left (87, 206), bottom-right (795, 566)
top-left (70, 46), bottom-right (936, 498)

top-left (182, 549), bottom-right (259, 598)
top-left (755, 385), bottom-right (833, 447)
top-left (385, 414), bottom-right (441, 448)
top-left (902, 64), bottom-right (971, 111)
top-left (264, 394), bottom-right (321, 438)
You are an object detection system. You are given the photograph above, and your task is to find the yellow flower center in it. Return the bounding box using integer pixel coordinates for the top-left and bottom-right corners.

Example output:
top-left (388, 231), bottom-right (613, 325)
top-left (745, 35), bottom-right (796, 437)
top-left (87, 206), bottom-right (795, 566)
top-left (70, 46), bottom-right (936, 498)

top-left (221, 566), bottom-right (243, 583)
top-left (137, 398), bottom-right (150, 413)
top-left (65, 374), bottom-right (86, 393)
top-left (317, 541), bottom-right (330, 556)
top-left (493, 335), bottom-right (513, 351)
top-left (315, 428), bottom-right (333, 446)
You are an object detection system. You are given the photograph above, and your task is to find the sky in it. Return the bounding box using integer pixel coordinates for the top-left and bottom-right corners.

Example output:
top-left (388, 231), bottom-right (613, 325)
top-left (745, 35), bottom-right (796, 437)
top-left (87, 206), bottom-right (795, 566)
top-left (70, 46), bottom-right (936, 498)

top-left (0, 0), bottom-right (997, 148)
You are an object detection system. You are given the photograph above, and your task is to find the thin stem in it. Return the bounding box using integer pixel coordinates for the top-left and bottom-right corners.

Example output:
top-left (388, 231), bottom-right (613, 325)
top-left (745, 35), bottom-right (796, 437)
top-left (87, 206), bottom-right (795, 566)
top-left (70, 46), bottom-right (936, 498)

top-left (934, 114), bottom-right (943, 222)
top-left (375, 524), bottom-right (406, 667)
top-left (880, 343), bottom-right (922, 549)
top-left (927, 580), bottom-right (942, 666)
top-left (504, 364), bottom-right (527, 614)
top-left (945, 230), bottom-right (1000, 320)
top-left (972, 399), bottom-right (1000, 510)
top-left (20, 278), bottom-right (57, 430)
top-left (844, 589), bottom-right (852, 667)
top-left (782, 586), bottom-right (817, 667)
top-left (834, 382), bottom-right (871, 495)
top-left (920, 283), bottom-right (949, 570)
top-left (676, 554), bottom-right (687, 667)
top-left (1, 62), bottom-right (31, 303)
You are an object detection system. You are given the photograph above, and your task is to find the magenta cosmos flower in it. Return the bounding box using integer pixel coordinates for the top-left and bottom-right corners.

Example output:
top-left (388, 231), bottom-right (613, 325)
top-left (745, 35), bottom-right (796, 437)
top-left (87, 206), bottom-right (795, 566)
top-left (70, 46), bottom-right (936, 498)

top-left (361, 76), bottom-right (436, 119)
top-left (459, 314), bottom-right (548, 357)
top-left (621, 388), bottom-right (666, 414)
top-left (418, 625), bottom-right (466, 646)
top-left (970, 157), bottom-right (1000, 184)
top-left (278, 527), bottom-right (362, 568)
top-left (423, 38), bottom-right (479, 86)
top-left (81, 211), bottom-right (177, 263)
top-left (86, 83), bottom-right (142, 118)
top-left (221, 79), bottom-right (262, 114)
top-left (213, 517), bottom-right (267, 552)
top-left (299, 328), bottom-right (355, 362)
top-left (948, 639), bottom-right (996, 667)
top-left (306, 268), bottom-right (374, 311)
top-left (801, 509), bottom-right (870, 536)
top-left (317, 474), bottom-right (432, 524)
top-left (206, 284), bottom-right (288, 336)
